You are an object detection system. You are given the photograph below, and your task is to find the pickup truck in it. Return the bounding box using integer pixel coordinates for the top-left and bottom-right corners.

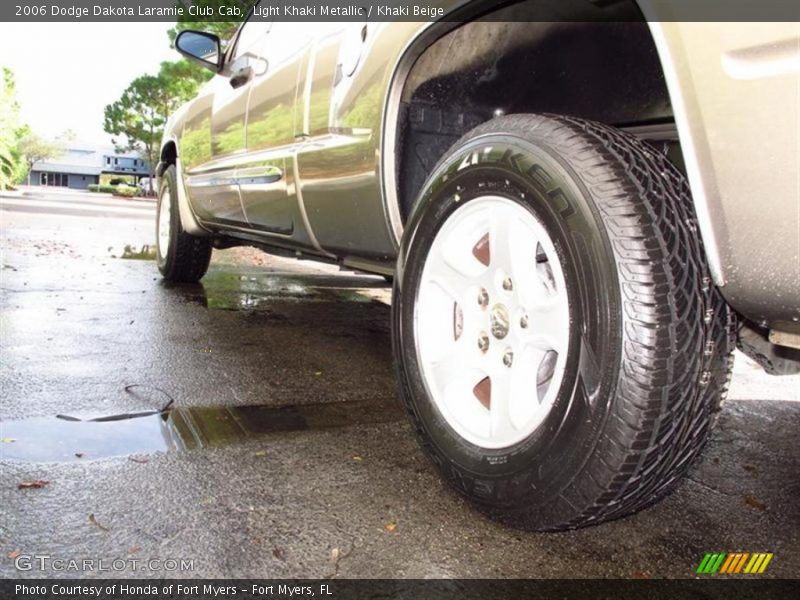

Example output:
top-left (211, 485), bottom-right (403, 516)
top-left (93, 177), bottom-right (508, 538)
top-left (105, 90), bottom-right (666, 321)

top-left (156, 0), bottom-right (799, 530)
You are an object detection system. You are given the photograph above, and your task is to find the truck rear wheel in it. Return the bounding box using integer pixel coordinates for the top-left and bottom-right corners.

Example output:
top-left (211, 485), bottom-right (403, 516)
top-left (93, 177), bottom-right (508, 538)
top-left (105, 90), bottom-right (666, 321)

top-left (156, 165), bottom-right (212, 283)
top-left (392, 114), bottom-right (734, 530)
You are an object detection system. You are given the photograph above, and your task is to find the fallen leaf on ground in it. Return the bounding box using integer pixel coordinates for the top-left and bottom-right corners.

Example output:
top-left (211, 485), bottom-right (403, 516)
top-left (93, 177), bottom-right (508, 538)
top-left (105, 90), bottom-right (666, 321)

top-left (744, 495), bottom-right (767, 511)
top-left (89, 514), bottom-right (110, 531)
top-left (18, 480), bottom-right (49, 489)
top-left (254, 451), bottom-right (267, 457)
top-left (352, 455), bottom-right (363, 462)
top-left (7, 550), bottom-right (21, 560)
top-left (314, 371), bottom-right (322, 376)
top-left (385, 522), bottom-right (397, 533)
top-left (128, 456), bottom-right (148, 464)
top-left (273, 547), bottom-right (287, 561)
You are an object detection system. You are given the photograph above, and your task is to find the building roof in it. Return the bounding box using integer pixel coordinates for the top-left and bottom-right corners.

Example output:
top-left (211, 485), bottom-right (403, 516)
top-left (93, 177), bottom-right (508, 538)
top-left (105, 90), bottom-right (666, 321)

top-left (33, 163), bottom-right (103, 176)
top-left (32, 141), bottom-right (150, 176)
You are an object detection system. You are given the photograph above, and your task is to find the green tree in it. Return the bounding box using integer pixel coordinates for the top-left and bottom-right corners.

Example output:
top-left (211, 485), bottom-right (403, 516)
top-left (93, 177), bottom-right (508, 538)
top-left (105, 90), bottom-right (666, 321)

top-left (0, 146), bottom-right (14, 190)
top-left (103, 59), bottom-right (211, 189)
top-left (18, 133), bottom-right (63, 186)
top-left (0, 68), bottom-right (26, 190)
top-left (167, 1), bottom-right (257, 46)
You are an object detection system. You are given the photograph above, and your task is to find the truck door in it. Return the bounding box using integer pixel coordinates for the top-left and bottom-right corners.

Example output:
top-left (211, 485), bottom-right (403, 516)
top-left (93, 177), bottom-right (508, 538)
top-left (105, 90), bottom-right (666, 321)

top-left (237, 22), bottom-right (305, 236)
top-left (182, 17), bottom-right (270, 226)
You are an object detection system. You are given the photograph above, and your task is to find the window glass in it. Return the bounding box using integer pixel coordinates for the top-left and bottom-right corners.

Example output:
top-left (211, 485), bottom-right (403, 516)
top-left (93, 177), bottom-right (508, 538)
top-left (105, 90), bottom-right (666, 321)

top-left (266, 22), bottom-right (344, 66)
top-left (232, 21), bottom-right (269, 61)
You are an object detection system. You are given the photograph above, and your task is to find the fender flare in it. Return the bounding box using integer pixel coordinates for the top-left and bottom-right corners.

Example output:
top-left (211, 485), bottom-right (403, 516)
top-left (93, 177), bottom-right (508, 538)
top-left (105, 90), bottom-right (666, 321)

top-left (158, 136), bottom-right (210, 238)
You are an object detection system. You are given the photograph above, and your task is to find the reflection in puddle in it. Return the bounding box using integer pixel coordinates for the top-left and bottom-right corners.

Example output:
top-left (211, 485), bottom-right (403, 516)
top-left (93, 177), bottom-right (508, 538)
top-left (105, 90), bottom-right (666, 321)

top-left (0, 400), bottom-right (404, 462)
top-left (113, 244), bottom-right (157, 260)
top-left (178, 270), bottom-right (392, 310)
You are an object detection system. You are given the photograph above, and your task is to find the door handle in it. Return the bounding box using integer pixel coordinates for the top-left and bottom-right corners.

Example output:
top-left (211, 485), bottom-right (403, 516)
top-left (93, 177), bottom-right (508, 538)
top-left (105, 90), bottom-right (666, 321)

top-left (228, 54), bottom-right (268, 89)
top-left (230, 65), bottom-right (253, 89)
top-left (235, 166), bottom-right (284, 187)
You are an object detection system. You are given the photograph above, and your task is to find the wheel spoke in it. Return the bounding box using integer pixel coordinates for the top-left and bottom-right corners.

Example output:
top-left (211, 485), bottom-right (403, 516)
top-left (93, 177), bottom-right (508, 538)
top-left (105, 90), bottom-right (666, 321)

top-left (522, 300), bottom-right (568, 352)
top-left (489, 207), bottom-right (513, 274)
top-left (490, 206), bottom-right (535, 289)
top-left (424, 246), bottom-right (474, 304)
top-left (489, 368), bottom-right (516, 440)
top-left (430, 336), bottom-right (484, 389)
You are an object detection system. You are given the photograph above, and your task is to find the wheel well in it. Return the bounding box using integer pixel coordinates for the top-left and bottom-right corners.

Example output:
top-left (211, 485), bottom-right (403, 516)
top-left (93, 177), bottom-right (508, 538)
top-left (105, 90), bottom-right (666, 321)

top-left (158, 141), bottom-right (178, 177)
top-left (393, 1), bottom-right (681, 221)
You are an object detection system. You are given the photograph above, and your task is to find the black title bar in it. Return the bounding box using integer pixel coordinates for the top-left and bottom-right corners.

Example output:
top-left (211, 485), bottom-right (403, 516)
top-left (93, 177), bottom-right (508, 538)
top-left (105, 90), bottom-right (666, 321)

top-left (2, 0), bottom-right (800, 22)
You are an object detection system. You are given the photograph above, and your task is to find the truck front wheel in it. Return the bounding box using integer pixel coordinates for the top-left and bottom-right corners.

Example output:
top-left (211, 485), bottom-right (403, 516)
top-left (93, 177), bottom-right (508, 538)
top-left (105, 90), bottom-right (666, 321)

top-left (156, 165), bottom-right (212, 283)
top-left (392, 114), bottom-right (734, 530)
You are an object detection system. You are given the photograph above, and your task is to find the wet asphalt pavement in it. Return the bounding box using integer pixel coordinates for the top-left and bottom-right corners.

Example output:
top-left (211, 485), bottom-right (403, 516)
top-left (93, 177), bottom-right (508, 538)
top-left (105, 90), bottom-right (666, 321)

top-left (1, 188), bottom-right (799, 579)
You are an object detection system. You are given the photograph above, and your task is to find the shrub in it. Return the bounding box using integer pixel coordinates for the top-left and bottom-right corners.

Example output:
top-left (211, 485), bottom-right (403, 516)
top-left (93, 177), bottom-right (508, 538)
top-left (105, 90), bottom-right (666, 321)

top-left (112, 185), bottom-right (138, 198)
top-left (88, 184), bottom-right (119, 193)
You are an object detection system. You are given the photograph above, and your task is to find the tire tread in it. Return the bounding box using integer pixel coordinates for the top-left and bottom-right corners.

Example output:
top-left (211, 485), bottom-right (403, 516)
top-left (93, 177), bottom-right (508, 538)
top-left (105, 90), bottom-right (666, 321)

top-left (513, 114), bottom-right (734, 529)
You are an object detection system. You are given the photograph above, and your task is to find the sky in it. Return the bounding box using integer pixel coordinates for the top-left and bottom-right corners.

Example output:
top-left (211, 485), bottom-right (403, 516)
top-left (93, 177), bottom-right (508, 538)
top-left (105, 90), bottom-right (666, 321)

top-left (0, 23), bottom-right (178, 145)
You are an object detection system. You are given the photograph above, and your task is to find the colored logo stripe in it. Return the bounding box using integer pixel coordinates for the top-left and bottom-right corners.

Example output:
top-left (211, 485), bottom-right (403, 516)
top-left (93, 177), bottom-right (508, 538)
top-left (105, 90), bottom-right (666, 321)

top-left (720, 553), bottom-right (737, 573)
top-left (744, 553), bottom-right (774, 574)
top-left (720, 553), bottom-right (750, 573)
top-left (698, 552), bottom-right (773, 574)
top-left (697, 553), bottom-right (726, 574)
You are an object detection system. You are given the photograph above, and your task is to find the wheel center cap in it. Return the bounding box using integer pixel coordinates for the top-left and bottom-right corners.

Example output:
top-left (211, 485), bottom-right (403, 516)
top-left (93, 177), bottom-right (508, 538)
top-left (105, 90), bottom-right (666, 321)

top-left (490, 304), bottom-right (510, 340)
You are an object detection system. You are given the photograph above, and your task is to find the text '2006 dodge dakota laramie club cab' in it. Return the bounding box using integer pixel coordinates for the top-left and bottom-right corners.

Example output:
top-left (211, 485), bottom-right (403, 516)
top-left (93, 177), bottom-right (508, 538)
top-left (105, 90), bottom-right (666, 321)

top-left (155, 0), bottom-right (800, 530)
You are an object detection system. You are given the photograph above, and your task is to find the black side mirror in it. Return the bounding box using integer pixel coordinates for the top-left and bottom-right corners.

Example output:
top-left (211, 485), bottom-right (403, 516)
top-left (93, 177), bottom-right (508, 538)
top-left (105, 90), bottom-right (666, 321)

top-left (175, 30), bottom-right (222, 72)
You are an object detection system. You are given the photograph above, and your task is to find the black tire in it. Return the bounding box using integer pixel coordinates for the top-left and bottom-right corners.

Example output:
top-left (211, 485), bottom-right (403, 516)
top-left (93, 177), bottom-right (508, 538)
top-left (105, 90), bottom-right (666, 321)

top-left (393, 114), bottom-right (734, 530)
top-left (156, 165), bottom-right (212, 283)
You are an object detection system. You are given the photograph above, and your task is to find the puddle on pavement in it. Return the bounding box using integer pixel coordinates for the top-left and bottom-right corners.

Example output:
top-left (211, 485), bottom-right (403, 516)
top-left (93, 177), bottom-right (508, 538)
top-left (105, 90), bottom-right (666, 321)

top-left (112, 244), bottom-right (157, 260)
top-left (0, 400), bottom-right (405, 463)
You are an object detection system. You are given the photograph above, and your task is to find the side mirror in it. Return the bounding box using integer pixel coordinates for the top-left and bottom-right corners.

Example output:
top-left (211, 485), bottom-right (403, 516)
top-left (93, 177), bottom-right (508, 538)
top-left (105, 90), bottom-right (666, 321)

top-left (175, 30), bottom-right (221, 72)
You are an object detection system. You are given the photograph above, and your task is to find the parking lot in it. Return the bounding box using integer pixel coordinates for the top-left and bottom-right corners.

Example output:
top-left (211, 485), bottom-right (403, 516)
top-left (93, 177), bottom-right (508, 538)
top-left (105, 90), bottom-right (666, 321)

top-left (1, 188), bottom-right (798, 578)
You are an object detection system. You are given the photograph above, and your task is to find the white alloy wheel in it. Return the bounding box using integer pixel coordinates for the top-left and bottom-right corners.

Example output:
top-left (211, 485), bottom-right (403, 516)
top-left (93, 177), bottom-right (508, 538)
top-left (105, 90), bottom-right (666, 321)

top-left (158, 187), bottom-right (172, 259)
top-left (414, 196), bottom-right (570, 449)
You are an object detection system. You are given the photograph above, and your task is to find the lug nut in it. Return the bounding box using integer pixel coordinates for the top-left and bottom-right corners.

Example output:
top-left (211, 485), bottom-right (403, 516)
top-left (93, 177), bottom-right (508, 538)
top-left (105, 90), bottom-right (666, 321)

top-left (503, 349), bottom-right (514, 368)
top-left (477, 288), bottom-right (489, 309)
top-left (478, 333), bottom-right (490, 353)
top-left (520, 314), bottom-right (529, 329)
top-left (502, 277), bottom-right (513, 291)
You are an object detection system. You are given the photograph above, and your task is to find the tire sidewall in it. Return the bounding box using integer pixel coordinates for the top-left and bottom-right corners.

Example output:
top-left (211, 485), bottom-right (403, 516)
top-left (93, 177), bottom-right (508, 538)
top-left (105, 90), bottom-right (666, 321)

top-left (394, 134), bottom-right (624, 506)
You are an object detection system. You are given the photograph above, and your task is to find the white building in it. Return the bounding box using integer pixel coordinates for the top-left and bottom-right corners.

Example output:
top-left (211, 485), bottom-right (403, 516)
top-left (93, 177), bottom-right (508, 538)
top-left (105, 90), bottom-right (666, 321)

top-left (29, 142), bottom-right (151, 190)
